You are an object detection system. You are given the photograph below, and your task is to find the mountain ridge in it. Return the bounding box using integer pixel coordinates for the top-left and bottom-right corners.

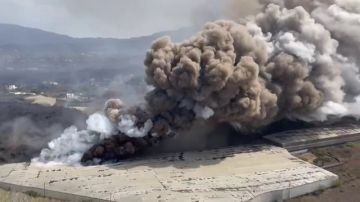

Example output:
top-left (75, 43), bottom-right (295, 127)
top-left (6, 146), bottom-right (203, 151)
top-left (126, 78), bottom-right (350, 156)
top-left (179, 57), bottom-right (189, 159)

top-left (0, 23), bottom-right (197, 46)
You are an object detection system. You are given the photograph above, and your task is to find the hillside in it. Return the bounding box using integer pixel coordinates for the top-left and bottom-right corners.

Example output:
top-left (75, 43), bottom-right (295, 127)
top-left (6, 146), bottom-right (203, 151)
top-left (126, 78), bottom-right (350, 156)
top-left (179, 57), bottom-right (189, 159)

top-left (0, 24), bottom-right (196, 86)
top-left (0, 23), bottom-right (195, 55)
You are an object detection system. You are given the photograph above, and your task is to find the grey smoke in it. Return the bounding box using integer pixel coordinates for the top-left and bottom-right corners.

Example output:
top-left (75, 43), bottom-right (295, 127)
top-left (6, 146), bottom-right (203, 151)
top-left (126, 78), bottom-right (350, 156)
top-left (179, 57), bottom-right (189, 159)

top-left (37, 0), bottom-right (360, 164)
top-left (0, 117), bottom-right (66, 163)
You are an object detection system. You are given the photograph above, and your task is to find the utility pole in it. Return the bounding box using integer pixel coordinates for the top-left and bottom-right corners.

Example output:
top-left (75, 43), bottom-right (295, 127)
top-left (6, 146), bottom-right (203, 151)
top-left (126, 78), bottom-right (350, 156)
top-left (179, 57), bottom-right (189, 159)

top-left (289, 181), bottom-right (292, 199)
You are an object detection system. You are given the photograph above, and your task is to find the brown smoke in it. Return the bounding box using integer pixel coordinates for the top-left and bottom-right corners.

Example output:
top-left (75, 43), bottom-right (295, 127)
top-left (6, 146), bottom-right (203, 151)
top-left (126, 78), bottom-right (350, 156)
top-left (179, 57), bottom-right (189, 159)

top-left (143, 17), bottom-right (329, 129)
top-left (260, 0), bottom-right (360, 96)
top-left (80, 0), bottom-right (360, 164)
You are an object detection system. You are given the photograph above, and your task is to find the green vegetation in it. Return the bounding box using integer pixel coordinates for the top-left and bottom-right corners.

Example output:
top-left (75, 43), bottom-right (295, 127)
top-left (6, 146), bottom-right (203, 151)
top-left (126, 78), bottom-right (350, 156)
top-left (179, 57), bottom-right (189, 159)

top-left (25, 190), bottom-right (42, 198)
top-left (0, 188), bottom-right (61, 202)
top-left (345, 142), bottom-right (360, 148)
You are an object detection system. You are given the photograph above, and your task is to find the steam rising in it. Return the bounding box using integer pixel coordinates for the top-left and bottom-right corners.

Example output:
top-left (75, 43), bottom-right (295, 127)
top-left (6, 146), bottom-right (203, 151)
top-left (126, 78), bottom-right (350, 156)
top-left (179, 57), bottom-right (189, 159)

top-left (34, 113), bottom-right (112, 165)
top-left (86, 113), bottom-right (113, 138)
top-left (117, 114), bottom-right (153, 138)
top-left (36, 0), bottom-right (360, 165)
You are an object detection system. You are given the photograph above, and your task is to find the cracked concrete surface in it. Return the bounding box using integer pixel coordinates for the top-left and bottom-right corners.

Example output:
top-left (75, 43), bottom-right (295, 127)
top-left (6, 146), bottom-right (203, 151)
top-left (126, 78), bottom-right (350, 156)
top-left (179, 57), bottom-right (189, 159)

top-left (0, 145), bottom-right (338, 201)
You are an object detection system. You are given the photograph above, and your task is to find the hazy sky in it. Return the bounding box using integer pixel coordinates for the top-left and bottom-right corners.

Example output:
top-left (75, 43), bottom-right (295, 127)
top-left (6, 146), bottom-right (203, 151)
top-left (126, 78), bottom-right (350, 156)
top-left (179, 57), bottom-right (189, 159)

top-left (0, 0), bottom-right (229, 38)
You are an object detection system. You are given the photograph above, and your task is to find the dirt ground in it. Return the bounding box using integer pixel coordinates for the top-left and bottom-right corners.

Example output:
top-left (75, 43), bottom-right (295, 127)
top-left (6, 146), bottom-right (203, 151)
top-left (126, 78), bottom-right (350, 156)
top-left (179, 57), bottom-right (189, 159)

top-left (289, 142), bottom-right (360, 202)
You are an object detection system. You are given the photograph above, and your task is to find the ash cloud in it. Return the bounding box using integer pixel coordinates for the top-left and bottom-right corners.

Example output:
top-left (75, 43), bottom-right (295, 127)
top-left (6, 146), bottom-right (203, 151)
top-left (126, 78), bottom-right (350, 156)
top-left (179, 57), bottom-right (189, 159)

top-left (36, 0), bottom-right (360, 165)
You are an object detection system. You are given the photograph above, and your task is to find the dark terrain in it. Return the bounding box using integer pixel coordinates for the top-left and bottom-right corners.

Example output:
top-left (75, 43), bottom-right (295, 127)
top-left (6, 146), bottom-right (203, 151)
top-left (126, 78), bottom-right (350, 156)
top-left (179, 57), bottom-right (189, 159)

top-left (0, 100), bottom-right (86, 164)
top-left (290, 142), bottom-right (360, 202)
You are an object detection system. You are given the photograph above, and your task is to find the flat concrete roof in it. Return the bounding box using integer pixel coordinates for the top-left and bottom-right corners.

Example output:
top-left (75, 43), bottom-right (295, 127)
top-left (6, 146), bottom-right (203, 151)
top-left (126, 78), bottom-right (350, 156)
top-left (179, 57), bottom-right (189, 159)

top-left (0, 145), bottom-right (337, 201)
top-left (264, 125), bottom-right (360, 151)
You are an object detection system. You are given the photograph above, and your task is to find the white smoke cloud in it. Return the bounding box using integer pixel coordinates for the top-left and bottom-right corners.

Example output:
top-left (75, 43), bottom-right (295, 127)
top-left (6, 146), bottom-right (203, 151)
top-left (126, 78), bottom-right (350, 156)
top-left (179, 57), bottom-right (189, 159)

top-left (297, 96), bottom-right (360, 122)
top-left (117, 114), bottom-right (153, 138)
top-left (335, 0), bottom-right (360, 13)
top-left (33, 113), bottom-right (112, 165)
top-left (246, 21), bottom-right (274, 55)
top-left (86, 113), bottom-right (113, 139)
top-left (276, 32), bottom-right (316, 63)
top-left (194, 105), bottom-right (215, 120)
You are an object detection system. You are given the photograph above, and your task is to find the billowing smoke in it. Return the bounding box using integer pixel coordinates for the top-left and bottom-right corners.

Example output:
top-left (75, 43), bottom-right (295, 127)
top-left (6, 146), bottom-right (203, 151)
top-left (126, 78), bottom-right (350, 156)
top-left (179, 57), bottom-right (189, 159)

top-left (33, 113), bottom-right (113, 165)
top-left (36, 0), bottom-right (360, 165)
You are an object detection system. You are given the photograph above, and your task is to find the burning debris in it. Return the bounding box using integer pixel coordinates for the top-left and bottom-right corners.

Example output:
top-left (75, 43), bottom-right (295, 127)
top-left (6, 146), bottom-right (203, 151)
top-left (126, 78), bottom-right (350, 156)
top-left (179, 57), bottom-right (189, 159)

top-left (35, 0), bottom-right (360, 165)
